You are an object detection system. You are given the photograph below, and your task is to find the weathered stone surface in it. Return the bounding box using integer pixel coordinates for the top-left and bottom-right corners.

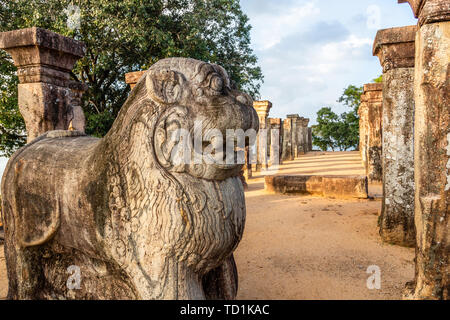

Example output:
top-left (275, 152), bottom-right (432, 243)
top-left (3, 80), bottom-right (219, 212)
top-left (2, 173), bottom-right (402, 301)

top-left (358, 92), bottom-right (369, 173)
top-left (359, 83), bottom-right (383, 183)
top-left (301, 118), bottom-right (310, 155)
top-left (253, 101), bottom-right (272, 171)
top-left (398, 0), bottom-right (423, 17)
top-left (269, 118), bottom-right (282, 166)
top-left (364, 84), bottom-right (383, 183)
top-left (0, 27), bottom-right (85, 84)
top-left (0, 27), bottom-right (87, 142)
top-left (265, 175), bottom-right (368, 199)
top-left (1, 57), bottom-right (259, 300)
top-left (403, 17), bottom-right (449, 300)
top-left (307, 127), bottom-right (313, 152)
top-left (380, 68), bottom-right (416, 246)
top-left (242, 146), bottom-right (252, 186)
top-left (373, 25), bottom-right (417, 73)
top-left (287, 114), bottom-right (300, 158)
top-left (282, 118), bottom-right (293, 161)
top-left (374, 25), bottom-right (416, 247)
top-left (399, 0), bottom-right (450, 26)
top-left (294, 117), bottom-right (304, 156)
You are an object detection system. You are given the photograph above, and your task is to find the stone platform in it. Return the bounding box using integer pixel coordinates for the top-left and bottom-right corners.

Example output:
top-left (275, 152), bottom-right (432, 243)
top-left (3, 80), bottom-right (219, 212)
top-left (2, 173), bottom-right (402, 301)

top-left (265, 175), bottom-right (368, 199)
top-left (259, 151), bottom-right (373, 199)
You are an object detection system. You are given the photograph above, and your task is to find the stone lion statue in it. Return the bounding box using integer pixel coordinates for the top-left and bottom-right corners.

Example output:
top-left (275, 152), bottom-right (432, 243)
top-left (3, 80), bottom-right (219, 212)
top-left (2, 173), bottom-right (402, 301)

top-left (1, 57), bottom-right (259, 299)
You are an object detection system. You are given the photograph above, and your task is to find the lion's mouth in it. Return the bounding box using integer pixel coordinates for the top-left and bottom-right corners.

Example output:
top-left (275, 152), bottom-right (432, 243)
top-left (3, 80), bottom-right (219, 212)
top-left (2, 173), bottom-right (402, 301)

top-left (202, 140), bottom-right (244, 170)
top-left (212, 163), bottom-right (241, 170)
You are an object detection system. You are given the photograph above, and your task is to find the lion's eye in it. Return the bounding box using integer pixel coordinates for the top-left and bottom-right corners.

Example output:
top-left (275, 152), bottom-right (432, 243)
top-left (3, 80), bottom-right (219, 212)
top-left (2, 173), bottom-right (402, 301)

top-left (210, 76), bottom-right (223, 92)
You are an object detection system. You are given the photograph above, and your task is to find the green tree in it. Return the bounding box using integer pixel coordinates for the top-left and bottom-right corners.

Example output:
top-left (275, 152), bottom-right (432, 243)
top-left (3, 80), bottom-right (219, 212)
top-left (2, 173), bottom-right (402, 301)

top-left (312, 107), bottom-right (340, 151)
top-left (337, 84), bottom-right (363, 150)
top-left (373, 75), bottom-right (383, 83)
top-left (338, 84), bottom-right (363, 114)
top-left (313, 84), bottom-right (364, 151)
top-left (0, 51), bottom-right (25, 156)
top-left (0, 0), bottom-right (263, 156)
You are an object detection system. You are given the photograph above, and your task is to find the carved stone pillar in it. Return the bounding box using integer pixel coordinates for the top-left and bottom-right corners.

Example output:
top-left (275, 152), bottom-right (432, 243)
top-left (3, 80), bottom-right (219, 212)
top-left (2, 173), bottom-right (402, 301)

top-left (282, 118), bottom-right (293, 161)
top-left (301, 118), bottom-right (310, 155)
top-left (373, 25), bottom-right (416, 247)
top-left (295, 117), bottom-right (305, 156)
top-left (399, 0), bottom-right (450, 300)
top-left (243, 146), bottom-right (252, 180)
top-left (253, 101), bottom-right (272, 171)
top-left (269, 118), bottom-right (282, 166)
top-left (287, 114), bottom-right (300, 158)
top-left (364, 83), bottom-right (383, 183)
top-left (0, 27), bottom-right (87, 142)
top-left (125, 71), bottom-right (146, 89)
top-left (308, 127), bottom-right (313, 151)
top-left (358, 92), bottom-right (369, 172)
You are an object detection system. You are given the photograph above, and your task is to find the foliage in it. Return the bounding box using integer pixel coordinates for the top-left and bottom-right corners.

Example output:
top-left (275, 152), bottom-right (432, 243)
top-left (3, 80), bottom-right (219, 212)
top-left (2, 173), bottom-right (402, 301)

top-left (0, 51), bottom-right (25, 156)
top-left (0, 0), bottom-right (263, 156)
top-left (311, 107), bottom-right (339, 151)
top-left (373, 75), bottom-right (383, 83)
top-left (312, 84), bottom-right (363, 151)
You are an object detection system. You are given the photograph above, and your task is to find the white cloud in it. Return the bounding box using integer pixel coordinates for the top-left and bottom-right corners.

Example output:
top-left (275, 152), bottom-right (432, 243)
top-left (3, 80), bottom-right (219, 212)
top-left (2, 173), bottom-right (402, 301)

top-left (316, 35), bottom-right (372, 68)
top-left (248, 1), bottom-right (320, 50)
top-left (241, 0), bottom-right (417, 125)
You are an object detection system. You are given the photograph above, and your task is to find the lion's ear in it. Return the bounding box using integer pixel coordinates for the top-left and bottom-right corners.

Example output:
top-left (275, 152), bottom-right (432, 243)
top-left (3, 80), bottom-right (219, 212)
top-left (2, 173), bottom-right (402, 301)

top-left (146, 69), bottom-right (185, 104)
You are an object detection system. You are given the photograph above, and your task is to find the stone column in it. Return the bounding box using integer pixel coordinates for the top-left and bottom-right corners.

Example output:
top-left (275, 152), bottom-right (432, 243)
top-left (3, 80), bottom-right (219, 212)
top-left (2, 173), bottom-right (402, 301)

top-left (282, 118), bottom-right (293, 161)
top-left (253, 101), bottom-right (272, 171)
top-left (308, 127), bottom-right (313, 151)
top-left (364, 83), bottom-right (383, 183)
top-left (399, 0), bottom-right (450, 300)
top-left (269, 118), bottom-right (282, 166)
top-left (125, 70), bottom-right (146, 89)
top-left (358, 92), bottom-right (369, 172)
top-left (244, 146), bottom-right (252, 179)
top-left (296, 117), bottom-right (305, 156)
top-left (301, 118), bottom-right (310, 155)
top-left (287, 114), bottom-right (300, 158)
top-left (0, 27), bottom-right (87, 142)
top-left (373, 25), bottom-right (416, 247)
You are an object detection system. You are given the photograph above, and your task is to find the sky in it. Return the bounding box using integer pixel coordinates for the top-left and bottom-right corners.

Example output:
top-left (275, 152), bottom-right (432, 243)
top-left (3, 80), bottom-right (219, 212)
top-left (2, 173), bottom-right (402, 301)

top-left (240, 0), bottom-right (416, 120)
top-left (0, 0), bottom-right (417, 177)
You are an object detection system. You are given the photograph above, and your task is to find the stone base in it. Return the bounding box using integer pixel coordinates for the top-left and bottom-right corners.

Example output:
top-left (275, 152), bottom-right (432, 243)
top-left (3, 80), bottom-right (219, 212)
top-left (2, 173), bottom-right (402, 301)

top-left (265, 175), bottom-right (368, 199)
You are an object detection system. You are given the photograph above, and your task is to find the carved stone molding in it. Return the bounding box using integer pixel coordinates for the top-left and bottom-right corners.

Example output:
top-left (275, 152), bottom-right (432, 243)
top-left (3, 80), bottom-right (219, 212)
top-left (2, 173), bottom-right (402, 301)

top-left (0, 27), bottom-right (87, 140)
top-left (253, 100), bottom-right (272, 128)
top-left (398, 0), bottom-right (450, 26)
top-left (0, 27), bottom-right (86, 87)
top-left (373, 25), bottom-right (417, 72)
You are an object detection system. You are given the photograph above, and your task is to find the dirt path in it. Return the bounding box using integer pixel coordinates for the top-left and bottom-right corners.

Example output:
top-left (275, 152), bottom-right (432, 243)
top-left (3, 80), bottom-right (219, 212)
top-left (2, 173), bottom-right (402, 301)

top-left (0, 152), bottom-right (414, 300)
top-left (234, 152), bottom-right (414, 300)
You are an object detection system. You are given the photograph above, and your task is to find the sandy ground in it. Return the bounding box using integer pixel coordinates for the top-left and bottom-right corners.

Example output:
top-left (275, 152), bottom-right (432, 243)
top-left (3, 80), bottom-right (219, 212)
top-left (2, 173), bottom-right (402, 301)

top-left (0, 151), bottom-right (413, 300)
top-left (234, 152), bottom-right (414, 300)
